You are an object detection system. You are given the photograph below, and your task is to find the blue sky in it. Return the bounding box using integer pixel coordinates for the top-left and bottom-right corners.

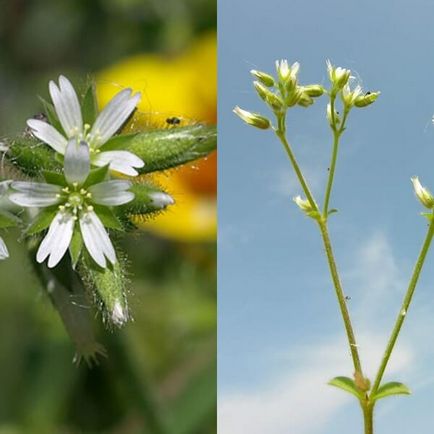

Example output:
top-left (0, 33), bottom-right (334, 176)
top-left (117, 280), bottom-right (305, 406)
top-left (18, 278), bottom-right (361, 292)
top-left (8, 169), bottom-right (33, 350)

top-left (218, 0), bottom-right (434, 433)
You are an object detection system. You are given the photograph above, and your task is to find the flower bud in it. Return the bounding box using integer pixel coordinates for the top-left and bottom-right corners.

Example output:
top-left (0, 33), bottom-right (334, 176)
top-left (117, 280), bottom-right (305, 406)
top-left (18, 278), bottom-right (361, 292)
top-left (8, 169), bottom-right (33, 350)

top-left (297, 92), bottom-right (314, 107)
top-left (293, 195), bottom-right (319, 218)
top-left (253, 81), bottom-right (271, 102)
top-left (342, 84), bottom-right (363, 108)
top-left (233, 106), bottom-right (271, 129)
top-left (302, 84), bottom-right (325, 98)
top-left (354, 91), bottom-right (380, 108)
top-left (326, 60), bottom-right (351, 92)
top-left (250, 69), bottom-right (275, 87)
top-left (412, 177), bottom-right (434, 209)
top-left (276, 60), bottom-right (300, 86)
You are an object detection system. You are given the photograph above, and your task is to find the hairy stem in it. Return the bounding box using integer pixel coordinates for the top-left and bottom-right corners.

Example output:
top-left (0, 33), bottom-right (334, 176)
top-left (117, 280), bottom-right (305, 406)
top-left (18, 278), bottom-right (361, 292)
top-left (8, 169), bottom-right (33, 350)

top-left (323, 105), bottom-right (349, 217)
top-left (276, 114), bottom-right (317, 210)
top-left (318, 219), bottom-right (363, 376)
top-left (371, 217), bottom-right (434, 395)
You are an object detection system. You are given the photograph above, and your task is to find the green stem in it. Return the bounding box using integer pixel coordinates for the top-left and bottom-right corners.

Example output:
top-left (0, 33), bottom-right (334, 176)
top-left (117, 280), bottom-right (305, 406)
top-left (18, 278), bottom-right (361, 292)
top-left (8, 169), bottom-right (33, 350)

top-left (323, 105), bottom-right (349, 217)
top-left (362, 402), bottom-right (374, 434)
top-left (318, 219), bottom-right (364, 376)
top-left (371, 217), bottom-right (434, 395)
top-left (276, 114), bottom-right (317, 210)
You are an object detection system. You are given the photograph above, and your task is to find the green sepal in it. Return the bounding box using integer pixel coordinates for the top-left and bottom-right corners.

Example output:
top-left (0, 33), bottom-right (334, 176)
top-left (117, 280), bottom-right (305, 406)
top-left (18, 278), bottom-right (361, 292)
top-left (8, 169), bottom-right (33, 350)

top-left (38, 96), bottom-right (62, 132)
top-left (421, 212), bottom-right (434, 221)
top-left (69, 229), bottom-right (83, 270)
top-left (93, 205), bottom-right (123, 231)
top-left (43, 170), bottom-right (66, 186)
top-left (7, 136), bottom-right (61, 177)
top-left (118, 180), bottom-right (171, 214)
top-left (26, 206), bottom-right (58, 235)
top-left (81, 82), bottom-right (98, 125)
top-left (328, 376), bottom-right (363, 400)
top-left (0, 210), bottom-right (19, 229)
top-left (102, 124), bottom-right (217, 173)
top-left (371, 382), bottom-right (411, 402)
top-left (78, 251), bottom-right (129, 328)
top-left (83, 165), bottom-right (109, 188)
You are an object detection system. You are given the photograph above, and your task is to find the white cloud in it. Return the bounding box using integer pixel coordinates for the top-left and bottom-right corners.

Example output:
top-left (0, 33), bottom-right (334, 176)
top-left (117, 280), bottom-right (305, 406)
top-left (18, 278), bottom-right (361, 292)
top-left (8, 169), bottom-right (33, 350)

top-left (219, 231), bottom-right (422, 434)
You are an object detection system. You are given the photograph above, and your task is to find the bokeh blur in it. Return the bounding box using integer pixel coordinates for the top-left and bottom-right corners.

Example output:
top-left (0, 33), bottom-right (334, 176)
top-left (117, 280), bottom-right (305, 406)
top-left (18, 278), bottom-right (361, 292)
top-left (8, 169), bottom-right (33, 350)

top-left (0, 1), bottom-right (216, 433)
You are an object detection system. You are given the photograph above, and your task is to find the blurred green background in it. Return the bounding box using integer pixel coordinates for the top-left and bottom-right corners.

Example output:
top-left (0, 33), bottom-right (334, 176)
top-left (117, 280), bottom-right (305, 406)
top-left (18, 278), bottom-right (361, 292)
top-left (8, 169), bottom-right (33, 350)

top-left (0, 1), bottom-right (216, 433)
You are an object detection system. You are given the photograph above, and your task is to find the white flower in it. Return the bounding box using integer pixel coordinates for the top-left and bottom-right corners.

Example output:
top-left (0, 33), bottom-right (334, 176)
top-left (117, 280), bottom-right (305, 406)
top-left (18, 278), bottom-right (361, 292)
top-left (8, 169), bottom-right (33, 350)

top-left (26, 75), bottom-right (144, 176)
top-left (275, 60), bottom-right (299, 83)
top-left (9, 141), bottom-right (134, 268)
top-left (326, 60), bottom-right (351, 90)
top-left (342, 83), bottom-right (363, 107)
top-left (0, 236), bottom-right (8, 260)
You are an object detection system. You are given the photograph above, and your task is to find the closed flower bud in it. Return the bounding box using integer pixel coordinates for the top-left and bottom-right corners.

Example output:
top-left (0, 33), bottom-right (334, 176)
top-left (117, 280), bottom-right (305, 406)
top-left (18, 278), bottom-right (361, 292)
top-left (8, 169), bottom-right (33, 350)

top-left (297, 92), bottom-right (314, 107)
top-left (293, 195), bottom-right (319, 218)
top-left (342, 84), bottom-right (363, 108)
top-left (253, 81), bottom-right (271, 102)
top-left (412, 177), bottom-right (434, 209)
top-left (326, 60), bottom-right (351, 92)
top-left (302, 84), bottom-right (325, 98)
top-left (354, 91), bottom-right (381, 107)
top-left (265, 92), bottom-right (285, 112)
top-left (250, 69), bottom-right (275, 87)
top-left (233, 106), bottom-right (271, 129)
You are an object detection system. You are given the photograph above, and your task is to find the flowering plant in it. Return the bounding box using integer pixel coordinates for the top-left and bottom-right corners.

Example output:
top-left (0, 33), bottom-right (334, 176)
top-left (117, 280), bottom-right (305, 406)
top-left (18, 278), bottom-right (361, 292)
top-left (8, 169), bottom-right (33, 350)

top-left (235, 59), bottom-right (434, 434)
top-left (0, 75), bottom-right (216, 362)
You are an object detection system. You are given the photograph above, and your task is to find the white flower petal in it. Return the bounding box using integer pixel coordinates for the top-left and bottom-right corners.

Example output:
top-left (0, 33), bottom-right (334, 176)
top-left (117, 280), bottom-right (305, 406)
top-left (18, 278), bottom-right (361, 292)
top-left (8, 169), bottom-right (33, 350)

top-left (37, 212), bottom-right (75, 268)
top-left (89, 180), bottom-right (134, 206)
top-left (0, 236), bottom-right (9, 260)
top-left (59, 75), bottom-right (83, 132)
top-left (26, 119), bottom-right (68, 153)
top-left (90, 89), bottom-right (141, 146)
top-left (49, 78), bottom-right (82, 138)
top-left (80, 211), bottom-right (116, 267)
top-left (92, 150), bottom-right (144, 176)
top-left (64, 140), bottom-right (90, 185)
top-left (9, 182), bottom-right (61, 207)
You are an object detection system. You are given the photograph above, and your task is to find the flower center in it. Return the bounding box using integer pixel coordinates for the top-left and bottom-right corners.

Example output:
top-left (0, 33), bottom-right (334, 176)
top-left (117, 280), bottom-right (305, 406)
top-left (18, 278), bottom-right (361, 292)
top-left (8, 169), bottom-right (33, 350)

top-left (58, 185), bottom-right (93, 219)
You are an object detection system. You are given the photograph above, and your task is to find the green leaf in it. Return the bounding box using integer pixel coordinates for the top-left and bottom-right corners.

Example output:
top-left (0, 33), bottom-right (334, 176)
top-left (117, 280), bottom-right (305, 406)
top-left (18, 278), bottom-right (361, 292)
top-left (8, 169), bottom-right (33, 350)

top-left (69, 229), bottom-right (83, 270)
top-left (43, 171), bottom-right (66, 186)
top-left (94, 205), bottom-right (123, 231)
top-left (328, 208), bottom-right (338, 216)
top-left (38, 96), bottom-right (62, 132)
top-left (81, 82), bottom-right (98, 125)
top-left (27, 207), bottom-right (58, 235)
top-left (83, 165), bottom-right (109, 187)
top-left (102, 124), bottom-right (217, 173)
top-left (0, 210), bottom-right (19, 229)
top-left (328, 376), bottom-right (363, 399)
top-left (371, 382), bottom-right (411, 401)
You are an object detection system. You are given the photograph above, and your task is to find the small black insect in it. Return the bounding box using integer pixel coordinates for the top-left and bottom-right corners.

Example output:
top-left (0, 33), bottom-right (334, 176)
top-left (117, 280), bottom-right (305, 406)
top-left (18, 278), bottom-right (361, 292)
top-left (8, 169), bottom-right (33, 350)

top-left (166, 116), bottom-right (181, 126)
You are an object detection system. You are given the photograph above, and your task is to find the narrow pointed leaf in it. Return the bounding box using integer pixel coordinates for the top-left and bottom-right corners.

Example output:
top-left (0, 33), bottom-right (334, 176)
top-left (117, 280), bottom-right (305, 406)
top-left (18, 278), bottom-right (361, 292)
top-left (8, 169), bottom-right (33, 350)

top-left (81, 83), bottom-right (98, 125)
top-left (43, 171), bottom-right (66, 186)
top-left (372, 382), bottom-right (411, 401)
top-left (83, 165), bottom-right (109, 188)
top-left (26, 207), bottom-right (58, 235)
top-left (38, 96), bottom-right (63, 132)
top-left (69, 229), bottom-right (83, 269)
top-left (0, 210), bottom-right (19, 229)
top-left (328, 376), bottom-right (363, 399)
top-left (93, 205), bottom-right (123, 231)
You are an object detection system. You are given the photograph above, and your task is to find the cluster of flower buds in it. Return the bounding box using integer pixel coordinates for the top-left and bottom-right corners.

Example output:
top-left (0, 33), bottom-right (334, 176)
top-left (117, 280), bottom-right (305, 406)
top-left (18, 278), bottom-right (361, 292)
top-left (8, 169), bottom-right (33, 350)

top-left (233, 59), bottom-right (325, 130)
top-left (327, 60), bottom-right (380, 111)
